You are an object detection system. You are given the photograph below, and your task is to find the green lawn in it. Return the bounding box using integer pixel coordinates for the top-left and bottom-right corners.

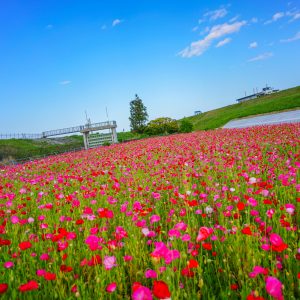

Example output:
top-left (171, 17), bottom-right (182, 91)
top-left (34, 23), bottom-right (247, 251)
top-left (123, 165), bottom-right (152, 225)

top-left (186, 86), bottom-right (300, 130)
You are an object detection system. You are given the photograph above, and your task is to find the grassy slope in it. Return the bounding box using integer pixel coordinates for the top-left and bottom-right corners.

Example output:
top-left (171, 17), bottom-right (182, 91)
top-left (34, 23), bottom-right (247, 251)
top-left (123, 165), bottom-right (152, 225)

top-left (0, 132), bottom-right (146, 162)
top-left (0, 136), bottom-right (83, 162)
top-left (187, 86), bottom-right (300, 130)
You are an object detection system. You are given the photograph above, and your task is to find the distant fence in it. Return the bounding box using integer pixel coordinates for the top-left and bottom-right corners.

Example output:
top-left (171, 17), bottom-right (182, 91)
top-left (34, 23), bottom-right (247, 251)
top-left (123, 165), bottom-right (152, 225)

top-left (0, 133), bottom-right (42, 140)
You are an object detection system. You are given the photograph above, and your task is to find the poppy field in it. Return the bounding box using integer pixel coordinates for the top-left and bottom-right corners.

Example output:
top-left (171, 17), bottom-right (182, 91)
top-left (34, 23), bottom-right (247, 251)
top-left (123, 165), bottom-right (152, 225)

top-left (0, 123), bottom-right (299, 299)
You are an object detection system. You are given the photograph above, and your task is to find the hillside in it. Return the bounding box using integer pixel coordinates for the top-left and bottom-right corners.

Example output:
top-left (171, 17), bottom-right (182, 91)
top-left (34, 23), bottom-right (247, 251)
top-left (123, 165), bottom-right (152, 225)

top-left (186, 86), bottom-right (300, 130)
top-left (0, 136), bottom-right (83, 163)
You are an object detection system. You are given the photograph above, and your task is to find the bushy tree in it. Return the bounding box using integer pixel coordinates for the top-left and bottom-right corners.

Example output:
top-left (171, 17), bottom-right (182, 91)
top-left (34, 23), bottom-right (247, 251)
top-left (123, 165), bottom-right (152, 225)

top-left (179, 118), bottom-right (193, 133)
top-left (145, 117), bottom-right (179, 135)
top-left (129, 95), bottom-right (148, 133)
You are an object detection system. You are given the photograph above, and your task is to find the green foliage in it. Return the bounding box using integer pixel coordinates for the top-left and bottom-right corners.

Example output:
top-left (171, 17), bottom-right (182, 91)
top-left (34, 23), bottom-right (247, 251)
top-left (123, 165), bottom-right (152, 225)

top-left (145, 117), bottom-right (179, 135)
top-left (129, 94), bottom-right (148, 133)
top-left (186, 86), bottom-right (300, 130)
top-left (0, 136), bottom-right (83, 162)
top-left (179, 118), bottom-right (194, 133)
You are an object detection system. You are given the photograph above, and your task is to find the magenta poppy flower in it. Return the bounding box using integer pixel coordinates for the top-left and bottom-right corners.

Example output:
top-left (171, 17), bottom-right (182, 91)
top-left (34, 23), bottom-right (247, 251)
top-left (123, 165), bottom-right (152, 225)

top-left (265, 276), bottom-right (283, 300)
top-left (145, 269), bottom-right (157, 278)
top-left (106, 282), bottom-right (117, 293)
top-left (132, 286), bottom-right (153, 300)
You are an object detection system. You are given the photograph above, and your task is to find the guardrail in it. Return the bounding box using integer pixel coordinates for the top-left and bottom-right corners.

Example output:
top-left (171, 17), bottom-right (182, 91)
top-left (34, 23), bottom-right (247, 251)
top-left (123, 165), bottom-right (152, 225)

top-left (0, 133), bottom-right (42, 140)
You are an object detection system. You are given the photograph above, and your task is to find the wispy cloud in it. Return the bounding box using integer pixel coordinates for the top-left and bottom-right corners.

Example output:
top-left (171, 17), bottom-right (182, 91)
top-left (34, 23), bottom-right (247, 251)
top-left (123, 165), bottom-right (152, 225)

top-left (292, 12), bottom-right (300, 20)
top-left (280, 31), bottom-right (300, 42)
top-left (204, 8), bottom-right (228, 21)
top-left (179, 21), bottom-right (246, 58)
top-left (101, 24), bottom-right (107, 30)
top-left (287, 11), bottom-right (300, 22)
top-left (251, 17), bottom-right (258, 23)
top-left (59, 80), bottom-right (71, 85)
top-left (264, 12), bottom-right (285, 24)
top-left (46, 24), bottom-right (53, 30)
top-left (198, 7), bottom-right (228, 24)
top-left (249, 41), bottom-right (258, 48)
top-left (216, 37), bottom-right (231, 48)
top-left (248, 52), bottom-right (273, 62)
top-left (112, 19), bottom-right (122, 27)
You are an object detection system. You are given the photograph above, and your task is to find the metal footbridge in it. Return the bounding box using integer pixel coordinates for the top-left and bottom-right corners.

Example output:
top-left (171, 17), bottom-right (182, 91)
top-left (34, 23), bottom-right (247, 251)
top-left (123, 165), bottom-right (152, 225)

top-left (0, 121), bottom-right (118, 150)
top-left (41, 121), bottom-right (117, 137)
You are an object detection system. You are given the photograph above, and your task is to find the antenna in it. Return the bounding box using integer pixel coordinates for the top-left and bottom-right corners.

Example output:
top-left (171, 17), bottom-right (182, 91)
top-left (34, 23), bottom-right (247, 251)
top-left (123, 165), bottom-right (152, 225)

top-left (85, 110), bottom-right (91, 127)
top-left (105, 107), bottom-right (110, 122)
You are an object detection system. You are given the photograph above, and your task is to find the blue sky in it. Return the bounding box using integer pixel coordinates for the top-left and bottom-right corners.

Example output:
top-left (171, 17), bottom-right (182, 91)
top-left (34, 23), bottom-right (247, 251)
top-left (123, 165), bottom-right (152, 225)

top-left (0, 0), bottom-right (299, 133)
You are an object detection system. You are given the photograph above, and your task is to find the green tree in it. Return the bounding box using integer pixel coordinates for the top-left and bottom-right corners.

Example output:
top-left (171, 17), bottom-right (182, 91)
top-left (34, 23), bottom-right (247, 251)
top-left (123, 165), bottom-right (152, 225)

top-left (129, 94), bottom-right (148, 133)
top-left (179, 118), bottom-right (194, 133)
top-left (145, 117), bottom-right (179, 135)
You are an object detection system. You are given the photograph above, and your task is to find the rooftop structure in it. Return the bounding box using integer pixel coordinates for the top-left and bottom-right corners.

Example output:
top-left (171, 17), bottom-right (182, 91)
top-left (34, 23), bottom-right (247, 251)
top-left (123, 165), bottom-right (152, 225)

top-left (194, 110), bottom-right (202, 115)
top-left (236, 85), bottom-right (279, 103)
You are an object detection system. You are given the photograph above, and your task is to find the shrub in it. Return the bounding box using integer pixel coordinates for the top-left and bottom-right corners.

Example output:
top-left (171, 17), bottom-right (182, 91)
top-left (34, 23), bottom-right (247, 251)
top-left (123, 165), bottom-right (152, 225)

top-left (145, 117), bottom-right (179, 136)
top-left (179, 118), bottom-right (194, 133)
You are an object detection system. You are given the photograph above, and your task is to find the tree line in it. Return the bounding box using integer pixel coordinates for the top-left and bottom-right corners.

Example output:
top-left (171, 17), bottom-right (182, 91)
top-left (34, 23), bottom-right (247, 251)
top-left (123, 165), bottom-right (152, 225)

top-left (129, 94), bottom-right (193, 136)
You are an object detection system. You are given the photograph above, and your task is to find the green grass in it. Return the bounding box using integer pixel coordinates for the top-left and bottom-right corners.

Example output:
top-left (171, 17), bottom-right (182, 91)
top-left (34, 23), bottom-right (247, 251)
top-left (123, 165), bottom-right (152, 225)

top-left (0, 136), bottom-right (83, 162)
top-left (186, 86), bottom-right (300, 130)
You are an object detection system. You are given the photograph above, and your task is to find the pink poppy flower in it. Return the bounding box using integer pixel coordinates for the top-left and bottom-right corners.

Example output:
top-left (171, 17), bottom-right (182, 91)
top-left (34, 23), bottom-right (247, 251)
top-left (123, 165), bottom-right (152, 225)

top-left (3, 261), bottom-right (14, 269)
top-left (145, 269), bottom-right (157, 278)
top-left (103, 256), bottom-right (117, 270)
top-left (106, 282), bottom-right (117, 293)
top-left (265, 276), bottom-right (283, 300)
top-left (150, 215), bottom-right (160, 224)
top-left (132, 285), bottom-right (153, 300)
top-left (269, 233), bottom-right (283, 247)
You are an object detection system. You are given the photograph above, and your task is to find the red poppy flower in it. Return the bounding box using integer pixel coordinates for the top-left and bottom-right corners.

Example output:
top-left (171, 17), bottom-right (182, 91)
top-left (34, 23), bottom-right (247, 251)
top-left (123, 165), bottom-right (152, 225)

top-left (271, 243), bottom-right (288, 252)
top-left (237, 202), bottom-right (245, 211)
top-left (0, 283), bottom-right (8, 294)
top-left (18, 280), bottom-right (39, 292)
top-left (60, 265), bottom-right (73, 272)
top-left (202, 243), bottom-right (212, 251)
top-left (181, 267), bottom-right (195, 277)
top-left (153, 280), bottom-right (171, 299)
top-left (19, 241), bottom-right (32, 251)
top-left (241, 227), bottom-right (252, 235)
top-left (187, 259), bottom-right (198, 269)
top-left (44, 272), bottom-right (56, 281)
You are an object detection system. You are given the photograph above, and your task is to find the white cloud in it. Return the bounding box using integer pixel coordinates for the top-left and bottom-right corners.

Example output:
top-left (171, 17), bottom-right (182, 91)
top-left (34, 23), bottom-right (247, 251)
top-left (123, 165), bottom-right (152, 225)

top-left (59, 80), bottom-right (71, 85)
top-left (251, 17), bottom-right (258, 23)
top-left (46, 24), bottom-right (53, 30)
top-left (273, 12), bottom-right (285, 21)
top-left (192, 26), bottom-right (199, 32)
top-left (293, 13), bottom-right (300, 19)
top-left (249, 41), bottom-right (258, 48)
top-left (290, 12), bottom-right (300, 21)
top-left (216, 37), bottom-right (231, 48)
top-left (204, 8), bottom-right (228, 21)
top-left (280, 31), bottom-right (300, 42)
top-left (248, 52), bottom-right (273, 62)
top-left (264, 12), bottom-right (285, 24)
top-left (179, 21), bottom-right (246, 58)
top-left (112, 19), bottom-right (122, 27)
